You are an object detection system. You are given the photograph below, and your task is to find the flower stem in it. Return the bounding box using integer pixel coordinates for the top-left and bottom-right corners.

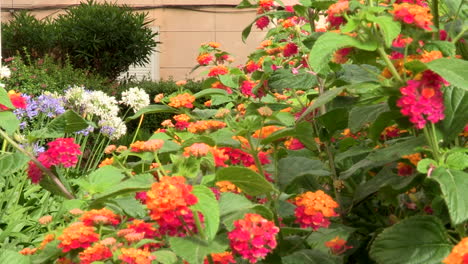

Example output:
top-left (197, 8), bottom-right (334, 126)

top-left (131, 114), bottom-right (145, 144)
top-left (193, 211), bottom-right (206, 240)
top-left (0, 129), bottom-right (75, 199)
top-left (377, 47), bottom-right (403, 83)
top-left (432, 0), bottom-right (440, 34)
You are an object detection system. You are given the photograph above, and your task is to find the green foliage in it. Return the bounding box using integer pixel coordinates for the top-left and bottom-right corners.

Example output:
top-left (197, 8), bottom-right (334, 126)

top-left (2, 55), bottom-right (108, 95)
top-left (55, 0), bottom-right (158, 80)
top-left (370, 216), bottom-right (452, 264)
top-left (1, 11), bottom-right (56, 61)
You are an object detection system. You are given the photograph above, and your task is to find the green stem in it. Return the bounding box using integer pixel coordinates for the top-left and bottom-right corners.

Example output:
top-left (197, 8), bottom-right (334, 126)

top-left (0, 129), bottom-right (75, 199)
top-left (432, 0), bottom-right (440, 35)
top-left (153, 153), bottom-right (169, 177)
top-left (193, 211), bottom-right (206, 240)
top-left (131, 114), bottom-right (145, 144)
top-left (308, 8), bottom-right (316, 33)
top-left (430, 123), bottom-right (441, 162)
top-left (377, 47), bottom-right (403, 83)
top-left (452, 27), bottom-right (468, 43)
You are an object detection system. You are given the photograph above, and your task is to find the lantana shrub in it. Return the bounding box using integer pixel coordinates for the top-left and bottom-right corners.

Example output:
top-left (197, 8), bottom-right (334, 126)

top-left (0, 0), bottom-right (468, 263)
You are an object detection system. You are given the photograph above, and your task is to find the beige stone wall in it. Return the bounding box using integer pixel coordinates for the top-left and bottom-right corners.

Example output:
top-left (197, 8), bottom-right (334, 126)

top-left (1, 0), bottom-right (267, 80)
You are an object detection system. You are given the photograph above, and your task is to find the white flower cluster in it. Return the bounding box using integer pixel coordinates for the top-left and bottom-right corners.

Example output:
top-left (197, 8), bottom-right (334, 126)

top-left (0, 66), bottom-right (11, 79)
top-left (64, 86), bottom-right (127, 140)
top-left (120, 87), bottom-right (150, 113)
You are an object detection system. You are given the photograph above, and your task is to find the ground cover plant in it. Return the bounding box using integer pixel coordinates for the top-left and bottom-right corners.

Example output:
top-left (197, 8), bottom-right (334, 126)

top-left (0, 0), bottom-right (467, 263)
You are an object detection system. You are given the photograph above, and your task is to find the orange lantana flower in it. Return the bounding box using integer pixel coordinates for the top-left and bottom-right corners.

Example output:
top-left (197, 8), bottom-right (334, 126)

top-left (168, 93), bottom-right (196, 109)
top-left (444, 237), bottom-right (468, 264)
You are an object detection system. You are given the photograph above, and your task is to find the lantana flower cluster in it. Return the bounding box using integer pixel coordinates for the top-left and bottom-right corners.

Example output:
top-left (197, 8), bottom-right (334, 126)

top-left (293, 190), bottom-right (339, 230)
top-left (145, 176), bottom-right (201, 236)
top-left (27, 137), bottom-right (81, 183)
top-left (228, 213), bottom-right (279, 263)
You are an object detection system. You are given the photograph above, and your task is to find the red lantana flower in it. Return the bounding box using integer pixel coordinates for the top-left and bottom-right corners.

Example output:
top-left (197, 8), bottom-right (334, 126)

top-left (228, 213), bottom-right (279, 263)
top-left (58, 222), bottom-right (99, 252)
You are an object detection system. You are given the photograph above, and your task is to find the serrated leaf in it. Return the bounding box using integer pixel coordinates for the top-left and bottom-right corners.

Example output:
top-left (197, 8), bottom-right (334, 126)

top-left (348, 103), bottom-right (389, 133)
top-left (426, 58), bottom-right (468, 90)
top-left (278, 157), bottom-right (329, 190)
top-left (369, 216), bottom-right (451, 264)
top-left (242, 21), bottom-right (255, 42)
top-left (30, 110), bottom-right (88, 139)
top-left (353, 165), bottom-right (400, 203)
top-left (309, 32), bottom-right (378, 73)
top-left (0, 152), bottom-right (29, 175)
top-left (191, 185), bottom-right (220, 241)
top-left (432, 168), bottom-right (468, 225)
top-left (0, 111), bottom-right (20, 134)
top-left (269, 69), bottom-right (317, 91)
top-left (216, 167), bottom-right (276, 196)
top-left (440, 86), bottom-right (468, 142)
top-left (194, 88), bottom-right (229, 99)
top-left (0, 250), bottom-right (31, 264)
top-left (168, 236), bottom-right (228, 264)
top-left (372, 16), bottom-right (401, 48)
top-left (91, 173), bottom-right (154, 206)
top-left (86, 166), bottom-right (126, 194)
top-left (154, 250), bottom-right (178, 264)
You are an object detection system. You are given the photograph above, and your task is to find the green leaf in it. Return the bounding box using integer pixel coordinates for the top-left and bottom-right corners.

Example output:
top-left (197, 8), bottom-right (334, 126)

top-left (168, 236), bottom-right (228, 264)
top-left (219, 74), bottom-right (239, 88)
top-left (30, 110), bottom-right (88, 138)
top-left (295, 121), bottom-right (317, 150)
top-left (0, 152), bottom-right (29, 175)
top-left (194, 88), bottom-right (229, 99)
top-left (236, 0), bottom-right (255, 8)
top-left (348, 103), bottom-right (389, 133)
top-left (0, 111), bottom-right (20, 134)
top-left (339, 64), bottom-right (380, 84)
top-left (309, 32), bottom-right (378, 73)
top-left (283, 249), bottom-right (340, 264)
top-left (241, 21), bottom-right (255, 43)
top-left (91, 173), bottom-right (154, 205)
top-left (445, 152), bottom-right (468, 170)
top-left (369, 111), bottom-right (400, 141)
top-left (0, 250), bottom-right (31, 264)
top-left (340, 136), bottom-right (425, 179)
top-left (0, 87), bottom-right (14, 109)
top-left (191, 185), bottom-right (220, 241)
top-left (171, 155), bottom-right (201, 179)
top-left (126, 105), bottom-right (175, 121)
top-left (440, 86), bottom-right (468, 142)
top-left (219, 193), bottom-right (273, 230)
top-left (306, 223), bottom-right (356, 253)
top-left (154, 250), bottom-right (178, 264)
top-left (110, 196), bottom-right (147, 218)
top-left (269, 69), bottom-right (317, 91)
top-left (298, 87), bottom-right (346, 121)
top-left (278, 157), bottom-right (329, 191)
top-left (424, 41), bottom-right (456, 57)
top-left (444, 0), bottom-right (468, 18)
top-left (432, 168), bottom-right (468, 225)
top-left (86, 166), bottom-right (126, 194)
top-left (31, 240), bottom-right (61, 264)
top-left (426, 58), bottom-right (468, 90)
top-left (316, 108), bottom-right (349, 136)
top-left (353, 165), bottom-right (400, 203)
top-left (372, 16), bottom-right (401, 48)
top-left (216, 167), bottom-right (276, 196)
top-left (369, 216), bottom-right (451, 264)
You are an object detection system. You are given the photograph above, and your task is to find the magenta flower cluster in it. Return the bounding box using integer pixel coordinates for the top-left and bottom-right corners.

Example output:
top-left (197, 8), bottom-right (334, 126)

top-left (397, 70), bottom-right (446, 129)
top-left (228, 213), bottom-right (279, 263)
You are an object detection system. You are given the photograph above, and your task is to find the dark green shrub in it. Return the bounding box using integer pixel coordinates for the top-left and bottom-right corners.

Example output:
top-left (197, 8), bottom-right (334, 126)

top-left (55, 0), bottom-right (159, 80)
top-left (1, 11), bottom-right (57, 61)
top-left (3, 55), bottom-right (109, 95)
